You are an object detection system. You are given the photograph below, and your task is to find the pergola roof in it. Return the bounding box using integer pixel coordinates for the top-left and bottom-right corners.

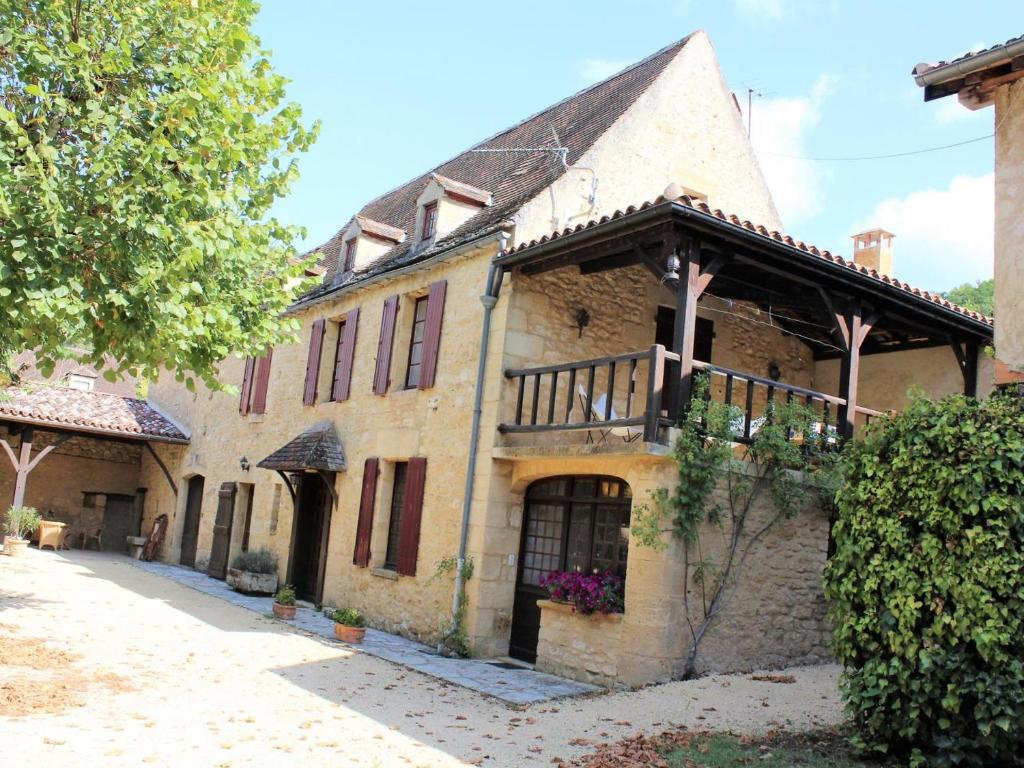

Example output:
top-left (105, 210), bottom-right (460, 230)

top-left (0, 385), bottom-right (189, 444)
top-left (257, 421), bottom-right (346, 473)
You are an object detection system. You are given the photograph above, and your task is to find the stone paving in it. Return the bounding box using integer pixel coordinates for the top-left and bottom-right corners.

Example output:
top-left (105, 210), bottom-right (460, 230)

top-left (128, 557), bottom-right (600, 705)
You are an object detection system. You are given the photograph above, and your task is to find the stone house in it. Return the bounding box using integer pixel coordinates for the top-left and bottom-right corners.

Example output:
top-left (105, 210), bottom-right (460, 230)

top-left (913, 36), bottom-right (1024, 387)
top-left (137, 31), bottom-right (994, 686)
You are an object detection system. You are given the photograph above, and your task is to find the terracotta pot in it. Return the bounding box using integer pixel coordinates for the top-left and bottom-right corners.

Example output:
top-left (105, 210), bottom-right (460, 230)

top-left (334, 623), bottom-right (366, 644)
top-left (272, 602), bottom-right (296, 620)
top-left (2, 536), bottom-right (29, 557)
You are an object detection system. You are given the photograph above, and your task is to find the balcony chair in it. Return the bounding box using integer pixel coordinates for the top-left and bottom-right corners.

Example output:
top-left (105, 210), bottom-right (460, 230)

top-left (576, 384), bottom-right (643, 445)
top-left (37, 520), bottom-right (68, 551)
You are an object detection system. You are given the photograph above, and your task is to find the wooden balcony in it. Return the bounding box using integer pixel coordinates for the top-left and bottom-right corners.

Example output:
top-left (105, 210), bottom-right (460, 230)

top-left (499, 346), bottom-right (886, 447)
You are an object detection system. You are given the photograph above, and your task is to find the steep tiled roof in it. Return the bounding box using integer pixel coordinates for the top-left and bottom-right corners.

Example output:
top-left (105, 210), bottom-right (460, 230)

top-left (302, 35), bottom-right (695, 303)
top-left (506, 195), bottom-right (994, 327)
top-left (913, 35), bottom-right (1024, 78)
top-left (257, 421), bottom-right (346, 472)
top-left (0, 386), bottom-right (188, 443)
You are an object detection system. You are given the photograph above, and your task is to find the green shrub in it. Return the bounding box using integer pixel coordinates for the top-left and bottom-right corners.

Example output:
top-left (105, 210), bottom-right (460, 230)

top-left (824, 390), bottom-right (1024, 767)
top-left (274, 584), bottom-right (296, 606)
top-left (4, 505), bottom-right (41, 539)
top-left (231, 547), bottom-right (277, 574)
top-left (332, 608), bottom-right (365, 628)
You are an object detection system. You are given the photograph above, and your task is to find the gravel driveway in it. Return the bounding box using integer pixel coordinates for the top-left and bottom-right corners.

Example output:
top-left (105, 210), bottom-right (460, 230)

top-left (1, 550), bottom-right (844, 767)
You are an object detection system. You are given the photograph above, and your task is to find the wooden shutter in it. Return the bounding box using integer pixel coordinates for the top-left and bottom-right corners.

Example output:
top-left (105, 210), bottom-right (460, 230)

top-left (251, 348), bottom-right (274, 414)
top-left (396, 457), bottom-right (427, 577)
top-left (331, 308), bottom-right (360, 402)
top-left (418, 280), bottom-right (447, 390)
top-left (303, 318), bottom-right (326, 405)
top-left (353, 458), bottom-right (379, 567)
top-left (239, 357), bottom-right (255, 414)
top-left (372, 295), bottom-right (399, 395)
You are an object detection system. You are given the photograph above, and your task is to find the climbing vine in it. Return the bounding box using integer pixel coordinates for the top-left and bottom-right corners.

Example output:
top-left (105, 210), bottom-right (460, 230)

top-left (632, 374), bottom-right (840, 678)
top-left (432, 555), bottom-right (474, 657)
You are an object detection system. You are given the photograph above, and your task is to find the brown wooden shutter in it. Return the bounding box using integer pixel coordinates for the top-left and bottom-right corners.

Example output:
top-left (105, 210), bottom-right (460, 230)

top-left (353, 457), bottom-right (379, 567)
top-left (372, 295), bottom-right (399, 395)
top-left (251, 348), bottom-right (274, 414)
top-left (331, 308), bottom-right (359, 402)
top-left (418, 280), bottom-right (447, 390)
top-left (303, 318), bottom-right (326, 405)
top-left (239, 357), bottom-right (255, 414)
top-left (396, 457), bottom-right (427, 576)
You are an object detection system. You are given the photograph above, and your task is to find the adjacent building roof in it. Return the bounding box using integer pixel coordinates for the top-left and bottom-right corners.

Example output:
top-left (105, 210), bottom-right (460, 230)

top-left (257, 421), bottom-right (347, 472)
top-left (502, 194), bottom-right (994, 328)
top-left (0, 386), bottom-right (189, 443)
top-left (913, 35), bottom-right (1024, 84)
top-left (300, 35), bottom-right (696, 305)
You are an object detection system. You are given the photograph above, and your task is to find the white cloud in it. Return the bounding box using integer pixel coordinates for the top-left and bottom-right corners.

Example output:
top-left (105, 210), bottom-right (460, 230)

top-left (935, 97), bottom-right (986, 124)
top-left (852, 173), bottom-right (994, 290)
top-left (735, 0), bottom-right (785, 19)
top-left (744, 74), bottom-right (834, 225)
top-left (576, 58), bottom-right (632, 85)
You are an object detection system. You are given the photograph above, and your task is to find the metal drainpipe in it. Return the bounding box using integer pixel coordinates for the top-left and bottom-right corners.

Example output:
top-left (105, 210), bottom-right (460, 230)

top-left (445, 232), bottom-right (508, 649)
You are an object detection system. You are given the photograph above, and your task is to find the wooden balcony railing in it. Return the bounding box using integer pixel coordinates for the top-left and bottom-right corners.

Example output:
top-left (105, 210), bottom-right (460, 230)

top-left (500, 349), bottom-right (888, 446)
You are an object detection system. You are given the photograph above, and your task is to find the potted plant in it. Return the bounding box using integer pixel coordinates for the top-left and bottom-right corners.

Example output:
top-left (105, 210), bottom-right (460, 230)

top-left (3, 506), bottom-right (42, 558)
top-left (540, 570), bottom-right (625, 615)
top-left (226, 547), bottom-right (279, 594)
top-left (272, 584), bottom-right (297, 619)
top-left (332, 607), bottom-right (367, 644)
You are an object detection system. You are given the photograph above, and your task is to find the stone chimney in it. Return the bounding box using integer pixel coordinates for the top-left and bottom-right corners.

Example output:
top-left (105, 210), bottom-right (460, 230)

top-left (851, 228), bottom-right (895, 275)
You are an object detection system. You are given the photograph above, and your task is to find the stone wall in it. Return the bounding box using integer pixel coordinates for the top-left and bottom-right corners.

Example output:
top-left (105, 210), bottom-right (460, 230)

top-left (535, 600), bottom-right (624, 687)
top-left (995, 79), bottom-right (1024, 380)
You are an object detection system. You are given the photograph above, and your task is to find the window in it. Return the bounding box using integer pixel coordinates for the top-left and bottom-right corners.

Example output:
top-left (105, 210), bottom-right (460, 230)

top-left (384, 462), bottom-right (408, 569)
top-left (404, 296), bottom-right (430, 388)
top-left (67, 373), bottom-right (95, 391)
top-left (421, 201), bottom-right (438, 240)
top-left (342, 239), bottom-right (357, 273)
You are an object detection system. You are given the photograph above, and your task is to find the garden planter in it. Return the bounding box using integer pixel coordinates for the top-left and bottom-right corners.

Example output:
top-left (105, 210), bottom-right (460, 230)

top-left (272, 602), bottom-right (296, 620)
top-left (334, 624), bottom-right (366, 644)
top-left (226, 567), bottom-right (278, 595)
top-left (2, 536), bottom-right (29, 557)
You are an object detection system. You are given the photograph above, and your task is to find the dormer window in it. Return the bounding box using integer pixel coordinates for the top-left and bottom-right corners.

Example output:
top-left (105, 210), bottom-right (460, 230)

top-left (342, 239), bottom-right (357, 273)
top-left (421, 202), bottom-right (438, 241)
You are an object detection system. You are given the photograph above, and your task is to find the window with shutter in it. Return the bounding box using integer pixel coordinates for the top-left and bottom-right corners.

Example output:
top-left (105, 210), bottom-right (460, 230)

top-left (239, 357), bottom-right (255, 414)
top-left (372, 295), bottom-right (399, 395)
top-left (330, 308), bottom-right (359, 402)
top-left (403, 297), bottom-right (430, 389)
top-left (421, 201), bottom-right (438, 240)
top-left (418, 280), bottom-right (447, 389)
top-left (303, 318), bottom-right (326, 405)
top-left (384, 462), bottom-right (407, 569)
top-left (251, 348), bottom-right (273, 414)
top-left (396, 457), bottom-right (427, 576)
top-left (353, 458), bottom-right (379, 567)
top-left (342, 239), bottom-right (357, 273)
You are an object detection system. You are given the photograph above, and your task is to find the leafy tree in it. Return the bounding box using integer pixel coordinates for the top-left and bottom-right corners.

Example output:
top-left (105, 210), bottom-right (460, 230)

top-left (824, 391), bottom-right (1024, 767)
top-left (944, 279), bottom-right (994, 317)
top-left (0, 0), bottom-right (318, 390)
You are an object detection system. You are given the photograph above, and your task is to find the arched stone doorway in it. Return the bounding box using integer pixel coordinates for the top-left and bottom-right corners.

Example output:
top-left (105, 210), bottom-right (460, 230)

top-left (509, 475), bottom-right (632, 662)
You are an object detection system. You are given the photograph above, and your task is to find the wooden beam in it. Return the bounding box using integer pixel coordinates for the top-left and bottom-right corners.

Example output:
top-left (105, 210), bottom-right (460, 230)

top-left (696, 254), bottom-right (729, 295)
top-left (143, 442), bottom-right (178, 498)
top-left (837, 303), bottom-right (863, 440)
top-left (276, 470), bottom-right (297, 504)
top-left (815, 286), bottom-right (850, 352)
top-left (0, 439), bottom-right (18, 472)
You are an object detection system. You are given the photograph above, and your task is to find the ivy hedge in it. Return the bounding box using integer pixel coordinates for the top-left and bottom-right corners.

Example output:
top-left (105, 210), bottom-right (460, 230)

top-left (824, 390), bottom-right (1024, 767)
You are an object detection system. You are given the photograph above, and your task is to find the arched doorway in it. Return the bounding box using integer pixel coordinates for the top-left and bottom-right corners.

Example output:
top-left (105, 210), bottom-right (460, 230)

top-left (180, 475), bottom-right (205, 568)
top-left (509, 476), bottom-right (632, 662)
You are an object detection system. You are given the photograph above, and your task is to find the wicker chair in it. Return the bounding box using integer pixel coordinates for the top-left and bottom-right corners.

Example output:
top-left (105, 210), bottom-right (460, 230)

top-left (80, 526), bottom-right (103, 551)
top-left (37, 520), bottom-right (68, 551)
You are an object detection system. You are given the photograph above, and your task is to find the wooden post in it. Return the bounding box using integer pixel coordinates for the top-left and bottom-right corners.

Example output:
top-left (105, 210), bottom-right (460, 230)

top-left (837, 304), bottom-right (863, 440)
top-left (644, 344), bottom-right (665, 442)
top-left (964, 341), bottom-right (979, 397)
top-left (671, 237), bottom-right (701, 419)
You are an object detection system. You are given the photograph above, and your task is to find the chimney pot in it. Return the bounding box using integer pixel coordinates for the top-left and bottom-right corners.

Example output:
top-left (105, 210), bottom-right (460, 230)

top-left (851, 228), bottom-right (895, 275)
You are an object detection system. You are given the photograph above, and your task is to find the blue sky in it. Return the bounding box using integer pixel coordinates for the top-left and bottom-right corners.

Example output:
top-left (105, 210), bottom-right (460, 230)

top-left (254, 0), bottom-right (1023, 292)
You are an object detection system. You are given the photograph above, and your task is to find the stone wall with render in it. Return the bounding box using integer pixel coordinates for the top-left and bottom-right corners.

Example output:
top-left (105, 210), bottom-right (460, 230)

top-left (995, 79), bottom-right (1024, 379)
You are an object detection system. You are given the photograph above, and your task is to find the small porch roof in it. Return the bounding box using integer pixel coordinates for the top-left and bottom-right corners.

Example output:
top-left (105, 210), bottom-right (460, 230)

top-left (496, 194), bottom-right (993, 358)
top-left (257, 421), bottom-right (347, 473)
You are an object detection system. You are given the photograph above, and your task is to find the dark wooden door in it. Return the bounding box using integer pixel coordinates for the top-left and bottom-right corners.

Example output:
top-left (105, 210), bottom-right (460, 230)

top-left (289, 473), bottom-right (333, 603)
top-left (509, 476), bottom-right (632, 663)
top-left (101, 494), bottom-right (136, 553)
top-left (180, 475), bottom-right (204, 568)
top-left (206, 482), bottom-right (237, 580)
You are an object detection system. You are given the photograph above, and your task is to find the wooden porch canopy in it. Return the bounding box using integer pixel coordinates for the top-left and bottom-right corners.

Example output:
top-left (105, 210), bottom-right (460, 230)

top-left (0, 385), bottom-right (189, 508)
top-left (495, 195), bottom-right (994, 438)
top-left (256, 420), bottom-right (346, 505)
